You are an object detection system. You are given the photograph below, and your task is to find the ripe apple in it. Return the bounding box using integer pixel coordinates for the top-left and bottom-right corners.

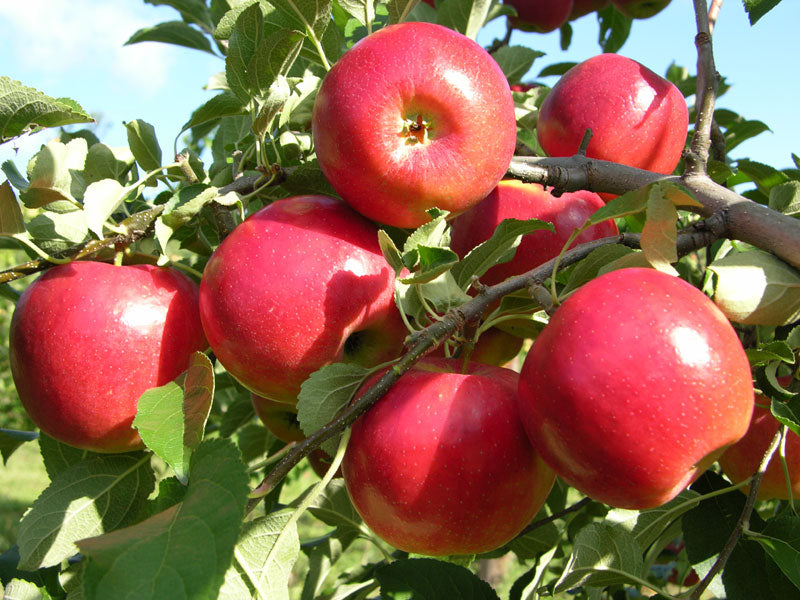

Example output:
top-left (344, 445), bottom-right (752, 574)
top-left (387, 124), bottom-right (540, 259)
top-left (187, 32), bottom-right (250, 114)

top-left (517, 267), bottom-right (754, 509)
top-left (199, 195), bottom-right (407, 405)
top-left (537, 53), bottom-right (688, 176)
top-left (505, 0), bottom-right (574, 33)
top-left (611, 0), bottom-right (671, 19)
top-left (569, 0), bottom-right (610, 20)
top-left (450, 180), bottom-right (618, 287)
top-left (343, 357), bottom-right (555, 556)
top-left (718, 377), bottom-right (800, 500)
top-left (9, 261), bottom-right (207, 453)
top-left (312, 22), bottom-right (516, 229)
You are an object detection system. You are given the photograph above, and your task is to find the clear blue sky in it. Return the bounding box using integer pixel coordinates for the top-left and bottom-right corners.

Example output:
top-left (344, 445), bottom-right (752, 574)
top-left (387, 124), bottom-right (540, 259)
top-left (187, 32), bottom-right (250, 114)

top-left (1, 1), bottom-right (798, 172)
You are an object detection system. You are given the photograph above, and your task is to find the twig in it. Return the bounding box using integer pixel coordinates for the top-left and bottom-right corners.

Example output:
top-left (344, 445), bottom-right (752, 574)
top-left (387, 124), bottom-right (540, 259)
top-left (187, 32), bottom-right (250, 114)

top-left (708, 0), bottom-right (723, 34)
top-left (687, 427), bottom-right (783, 600)
top-left (245, 217), bottom-right (729, 513)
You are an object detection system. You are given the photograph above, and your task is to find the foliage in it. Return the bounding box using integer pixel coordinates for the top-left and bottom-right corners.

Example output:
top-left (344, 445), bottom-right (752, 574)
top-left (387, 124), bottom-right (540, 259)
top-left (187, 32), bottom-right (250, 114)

top-left (0, 0), bottom-right (798, 599)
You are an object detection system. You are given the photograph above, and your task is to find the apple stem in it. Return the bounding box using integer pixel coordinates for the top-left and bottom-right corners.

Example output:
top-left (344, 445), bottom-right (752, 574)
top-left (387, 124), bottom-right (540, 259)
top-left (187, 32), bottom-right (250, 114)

top-left (576, 128), bottom-right (593, 156)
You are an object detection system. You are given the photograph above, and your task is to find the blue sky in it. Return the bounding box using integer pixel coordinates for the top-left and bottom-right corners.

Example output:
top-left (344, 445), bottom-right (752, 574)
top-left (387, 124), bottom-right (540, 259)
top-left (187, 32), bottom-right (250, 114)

top-left (1, 1), bottom-right (798, 173)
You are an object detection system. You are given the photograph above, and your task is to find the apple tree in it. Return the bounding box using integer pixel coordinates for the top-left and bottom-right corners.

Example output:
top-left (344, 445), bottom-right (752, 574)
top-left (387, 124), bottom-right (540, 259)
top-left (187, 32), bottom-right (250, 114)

top-left (1, 0), bottom-right (800, 598)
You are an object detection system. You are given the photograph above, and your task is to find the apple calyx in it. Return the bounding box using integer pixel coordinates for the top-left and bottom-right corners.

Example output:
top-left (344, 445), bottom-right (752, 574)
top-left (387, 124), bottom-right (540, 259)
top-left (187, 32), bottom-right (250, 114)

top-left (402, 114), bottom-right (432, 145)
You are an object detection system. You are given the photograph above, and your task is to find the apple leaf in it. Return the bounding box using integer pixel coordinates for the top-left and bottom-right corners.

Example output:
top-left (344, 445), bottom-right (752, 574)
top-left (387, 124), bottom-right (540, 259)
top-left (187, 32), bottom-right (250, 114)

top-left (179, 91), bottom-right (247, 139)
top-left (552, 523), bottom-right (644, 593)
top-left (78, 439), bottom-right (249, 600)
top-left (377, 557), bottom-right (500, 600)
top-left (83, 178), bottom-right (126, 239)
top-left (505, 512), bottom-right (560, 560)
top-left (2, 159), bottom-right (29, 191)
top-left (38, 433), bottom-right (101, 480)
top-left (399, 246), bottom-right (459, 284)
top-left (385, 0), bottom-right (418, 24)
top-left (403, 211), bottom-right (450, 255)
top-left (450, 218), bottom-right (553, 290)
top-left (155, 184), bottom-right (220, 252)
top-left (253, 75), bottom-right (291, 137)
top-left (492, 46), bottom-right (545, 85)
top-left (219, 395), bottom-right (256, 438)
top-left (709, 249), bottom-right (800, 325)
top-left (757, 361), bottom-right (795, 400)
top-left (640, 183), bottom-right (679, 275)
top-left (561, 244), bottom-right (634, 296)
top-left (743, 0), bottom-right (782, 25)
top-left (771, 396), bottom-right (800, 437)
top-left (236, 423), bottom-right (277, 464)
top-left (83, 143), bottom-right (135, 187)
top-left (16, 452), bottom-right (155, 570)
top-left (0, 76), bottom-right (93, 144)
top-left (0, 428), bottom-right (37, 466)
top-left (282, 159), bottom-right (338, 197)
top-left (133, 352), bottom-right (214, 484)
top-left (336, 0), bottom-right (376, 27)
top-left (597, 4), bottom-right (632, 54)
top-left (218, 510), bottom-right (300, 600)
top-left (20, 138), bottom-right (88, 209)
top-left (302, 479), bottom-right (363, 533)
top-left (297, 362), bottom-right (371, 456)
top-left (125, 21), bottom-right (215, 54)
top-left (0, 181), bottom-right (26, 235)
top-left (769, 180), bottom-right (800, 216)
top-left (142, 476), bottom-right (187, 519)
top-left (378, 229), bottom-right (404, 275)
top-left (2, 578), bottom-right (45, 600)
top-left (125, 119), bottom-right (162, 173)
top-left (746, 340), bottom-right (796, 366)
top-left (436, 0), bottom-right (492, 40)
top-left (748, 514), bottom-right (800, 589)
top-left (396, 270), bottom-right (472, 324)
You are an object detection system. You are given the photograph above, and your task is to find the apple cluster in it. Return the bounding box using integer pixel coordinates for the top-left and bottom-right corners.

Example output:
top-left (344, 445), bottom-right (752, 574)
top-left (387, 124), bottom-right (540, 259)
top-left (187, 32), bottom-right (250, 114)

top-left (9, 15), bottom-right (791, 564)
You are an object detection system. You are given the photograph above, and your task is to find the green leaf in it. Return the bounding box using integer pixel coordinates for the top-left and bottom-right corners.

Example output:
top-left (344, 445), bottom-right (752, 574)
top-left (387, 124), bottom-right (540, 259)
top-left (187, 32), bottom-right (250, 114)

top-left (538, 61), bottom-right (577, 77)
top-left (748, 513), bottom-right (800, 589)
top-left (597, 4), bottom-right (632, 53)
top-left (396, 271), bottom-right (472, 323)
top-left (0, 77), bottom-right (93, 143)
top-left (552, 523), bottom-right (644, 592)
top-left (769, 181), bottom-right (800, 216)
top-left (771, 396), bottom-right (800, 437)
top-left (297, 362), bottom-right (370, 456)
top-left (219, 396), bottom-right (256, 438)
top-left (436, 0), bottom-right (492, 40)
top-left (21, 138), bottom-right (87, 208)
top-left (385, 0), bottom-right (418, 24)
top-left (2, 578), bottom-right (46, 600)
top-left (587, 186), bottom-right (649, 225)
top-left (281, 159), bottom-right (338, 197)
top-left (606, 490), bottom-right (701, 552)
top-left (742, 0), bottom-right (782, 25)
top-left (505, 510), bottom-right (560, 560)
top-left (155, 184), bottom-right (220, 252)
top-left (78, 439), bottom-right (249, 600)
top-left (746, 340), bottom-right (796, 366)
top-left (491, 46), bottom-right (544, 86)
top-left (378, 229), bottom-right (404, 275)
top-left (450, 218), bottom-right (554, 290)
top-left (179, 92), bottom-right (246, 138)
top-left (16, 453), bottom-right (155, 570)
top-left (83, 143), bottom-right (134, 186)
top-left (133, 352), bottom-right (214, 484)
top-left (218, 510), bottom-right (300, 600)
top-left (302, 478), bottom-right (363, 533)
top-left (641, 184), bottom-right (679, 275)
top-left (724, 118), bottom-right (771, 152)
top-left (378, 557), bottom-right (500, 599)
top-left (562, 245), bottom-right (633, 296)
top-left (709, 249), bottom-right (800, 325)
top-left (735, 158), bottom-right (788, 193)
top-left (125, 119), bottom-right (163, 172)
top-left (336, 0), bottom-right (375, 26)
top-left (145, 0), bottom-right (214, 28)
top-left (125, 21), bottom-right (215, 54)
top-left (83, 179), bottom-right (126, 239)
top-left (0, 429), bottom-right (37, 466)
top-left (2, 159), bottom-right (30, 190)
top-left (252, 75), bottom-right (291, 136)
top-left (37, 433), bottom-right (101, 480)
top-left (399, 246), bottom-right (459, 284)
top-left (0, 181), bottom-right (26, 235)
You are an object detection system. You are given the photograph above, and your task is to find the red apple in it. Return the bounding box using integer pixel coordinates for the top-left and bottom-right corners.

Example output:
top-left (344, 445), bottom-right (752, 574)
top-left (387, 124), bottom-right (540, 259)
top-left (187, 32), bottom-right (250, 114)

top-left (537, 54), bottom-right (688, 176)
top-left (312, 22), bottom-right (516, 229)
top-left (505, 0), bottom-right (574, 33)
top-left (517, 268), bottom-right (754, 509)
top-left (450, 180), bottom-right (619, 286)
top-left (251, 393), bottom-right (305, 443)
top-left (343, 357), bottom-right (555, 556)
top-left (199, 195), bottom-right (407, 405)
top-left (611, 0), bottom-right (671, 19)
top-left (569, 0), bottom-right (610, 20)
top-left (718, 377), bottom-right (800, 500)
top-left (9, 261), bottom-right (206, 453)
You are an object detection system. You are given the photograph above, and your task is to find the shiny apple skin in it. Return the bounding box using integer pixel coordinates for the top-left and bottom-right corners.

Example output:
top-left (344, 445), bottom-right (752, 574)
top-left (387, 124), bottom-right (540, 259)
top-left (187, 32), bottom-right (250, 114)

top-left (9, 261), bottom-right (206, 453)
top-left (537, 53), bottom-right (688, 175)
top-left (719, 378), bottom-right (800, 500)
top-left (611, 0), bottom-right (671, 19)
top-left (505, 0), bottom-right (574, 32)
top-left (517, 268), bottom-right (754, 509)
top-left (569, 0), bottom-right (610, 20)
top-left (312, 22), bottom-right (517, 229)
top-left (450, 180), bottom-right (618, 286)
top-left (199, 195), bottom-right (406, 405)
top-left (343, 357), bottom-right (555, 556)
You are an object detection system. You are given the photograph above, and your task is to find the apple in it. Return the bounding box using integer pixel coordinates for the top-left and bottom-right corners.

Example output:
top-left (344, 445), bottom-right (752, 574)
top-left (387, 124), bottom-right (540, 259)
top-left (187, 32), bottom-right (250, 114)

top-left (312, 22), bottom-right (516, 229)
top-left (505, 0), bottom-right (574, 33)
top-left (251, 393), bottom-right (305, 443)
top-left (569, 0), bottom-right (610, 20)
top-left (517, 267), bottom-right (754, 509)
top-left (537, 53), bottom-right (689, 176)
top-left (450, 180), bottom-right (619, 287)
top-left (718, 377), bottom-right (800, 500)
top-left (435, 325), bottom-right (525, 368)
top-left (199, 195), bottom-right (407, 405)
top-left (611, 0), bottom-right (671, 19)
top-left (9, 261), bottom-right (207, 453)
top-left (342, 357), bottom-right (555, 556)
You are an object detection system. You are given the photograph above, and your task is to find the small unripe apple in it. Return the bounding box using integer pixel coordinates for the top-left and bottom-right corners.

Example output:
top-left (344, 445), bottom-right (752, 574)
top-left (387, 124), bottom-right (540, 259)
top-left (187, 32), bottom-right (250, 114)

top-left (718, 377), bottom-right (800, 500)
top-left (199, 196), bottom-right (407, 405)
top-left (343, 357), bottom-right (555, 556)
top-left (10, 261), bottom-right (207, 453)
top-left (505, 0), bottom-right (575, 32)
top-left (517, 268), bottom-right (754, 509)
top-left (450, 180), bottom-right (618, 286)
top-left (312, 22), bottom-right (516, 228)
top-left (569, 0), bottom-right (610, 20)
top-left (537, 53), bottom-right (688, 176)
top-left (611, 0), bottom-right (671, 19)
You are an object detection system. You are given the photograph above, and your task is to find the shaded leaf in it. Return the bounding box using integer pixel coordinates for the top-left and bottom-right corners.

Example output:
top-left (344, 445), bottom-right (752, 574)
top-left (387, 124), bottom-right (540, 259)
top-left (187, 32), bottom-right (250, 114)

top-left (597, 4), bottom-right (632, 53)
top-left (179, 92), bottom-right (246, 137)
top-left (0, 181), bottom-right (25, 235)
top-left (21, 139), bottom-right (87, 208)
top-left (769, 181), bottom-right (800, 216)
top-left (378, 557), bottom-right (500, 599)
top-left (436, 0), bottom-right (492, 40)
top-left (0, 429), bottom-right (37, 466)
top-left (125, 120), bottom-right (162, 172)
top-left (37, 434), bottom-right (100, 480)
top-left (125, 21), bottom-right (215, 54)
top-left (743, 0), bottom-right (782, 25)
top-left (562, 244), bottom-right (633, 296)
